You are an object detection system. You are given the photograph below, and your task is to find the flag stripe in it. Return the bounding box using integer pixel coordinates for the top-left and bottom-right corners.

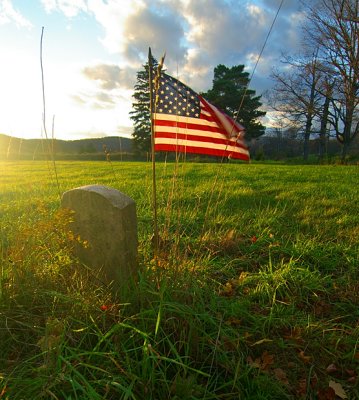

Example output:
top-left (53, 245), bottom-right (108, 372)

top-left (154, 114), bottom-right (246, 140)
top-left (155, 142), bottom-right (249, 160)
top-left (155, 131), bottom-right (248, 149)
top-left (200, 96), bottom-right (244, 137)
top-left (154, 113), bottom-right (219, 128)
top-left (155, 125), bottom-right (233, 140)
top-left (154, 119), bottom-right (230, 135)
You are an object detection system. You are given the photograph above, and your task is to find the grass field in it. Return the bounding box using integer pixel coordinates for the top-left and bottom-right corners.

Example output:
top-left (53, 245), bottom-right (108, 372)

top-left (0, 160), bottom-right (358, 399)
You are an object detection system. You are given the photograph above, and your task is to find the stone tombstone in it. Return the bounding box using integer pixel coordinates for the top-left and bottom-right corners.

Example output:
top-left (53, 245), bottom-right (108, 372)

top-left (61, 185), bottom-right (137, 290)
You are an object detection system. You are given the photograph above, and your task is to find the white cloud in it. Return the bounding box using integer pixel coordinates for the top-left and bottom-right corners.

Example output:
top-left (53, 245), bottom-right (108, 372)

top-left (82, 64), bottom-right (122, 90)
top-left (0, 0), bottom-right (33, 28)
top-left (41, 0), bottom-right (88, 18)
top-left (82, 63), bottom-right (138, 90)
top-left (87, 0), bottom-right (145, 55)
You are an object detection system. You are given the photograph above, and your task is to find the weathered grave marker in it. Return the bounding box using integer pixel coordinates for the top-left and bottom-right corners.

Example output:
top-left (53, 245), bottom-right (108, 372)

top-left (61, 185), bottom-right (137, 291)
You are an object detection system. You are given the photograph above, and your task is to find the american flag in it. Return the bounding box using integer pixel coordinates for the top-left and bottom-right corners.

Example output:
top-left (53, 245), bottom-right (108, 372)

top-left (152, 73), bottom-right (250, 161)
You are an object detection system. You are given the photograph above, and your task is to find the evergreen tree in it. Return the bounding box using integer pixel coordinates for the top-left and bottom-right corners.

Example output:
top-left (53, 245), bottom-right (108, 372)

top-left (202, 64), bottom-right (266, 140)
top-left (130, 56), bottom-right (158, 153)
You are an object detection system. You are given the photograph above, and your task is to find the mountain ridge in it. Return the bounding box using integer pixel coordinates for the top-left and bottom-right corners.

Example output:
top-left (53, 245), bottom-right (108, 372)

top-left (0, 134), bottom-right (134, 158)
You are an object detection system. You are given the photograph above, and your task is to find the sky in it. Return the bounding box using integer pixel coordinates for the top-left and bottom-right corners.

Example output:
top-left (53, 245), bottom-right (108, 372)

top-left (0, 0), bottom-right (305, 141)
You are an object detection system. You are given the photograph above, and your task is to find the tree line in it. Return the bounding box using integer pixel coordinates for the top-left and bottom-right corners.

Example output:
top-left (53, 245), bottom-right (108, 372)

top-left (268, 0), bottom-right (359, 163)
top-left (130, 0), bottom-right (358, 163)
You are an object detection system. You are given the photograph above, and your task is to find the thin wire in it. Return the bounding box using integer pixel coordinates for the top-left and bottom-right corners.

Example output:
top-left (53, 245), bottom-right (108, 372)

top-left (197, 0), bottom-right (286, 249)
top-left (233, 0), bottom-right (285, 127)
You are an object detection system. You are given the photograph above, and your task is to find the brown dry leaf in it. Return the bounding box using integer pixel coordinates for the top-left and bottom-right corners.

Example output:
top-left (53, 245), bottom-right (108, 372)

top-left (273, 368), bottom-right (289, 385)
top-left (284, 326), bottom-right (304, 344)
top-left (244, 332), bottom-right (252, 340)
top-left (0, 385), bottom-right (8, 400)
top-left (347, 376), bottom-right (356, 384)
top-left (298, 350), bottom-right (312, 364)
top-left (345, 369), bottom-right (356, 377)
top-left (317, 387), bottom-right (336, 400)
top-left (238, 271), bottom-right (249, 283)
top-left (296, 378), bottom-right (307, 397)
top-left (310, 373), bottom-right (318, 389)
top-left (225, 317), bottom-right (241, 326)
top-left (247, 351), bottom-right (275, 371)
top-left (328, 380), bottom-right (347, 399)
top-left (220, 282), bottom-right (234, 297)
top-left (326, 363), bottom-right (338, 374)
top-left (247, 356), bottom-right (261, 369)
top-left (261, 350), bottom-right (275, 370)
top-left (355, 352), bottom-right (359, 360)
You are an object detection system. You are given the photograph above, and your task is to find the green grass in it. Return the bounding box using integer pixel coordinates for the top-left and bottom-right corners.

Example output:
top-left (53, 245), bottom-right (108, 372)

top-left (0, 160), bottom-right (358, 399)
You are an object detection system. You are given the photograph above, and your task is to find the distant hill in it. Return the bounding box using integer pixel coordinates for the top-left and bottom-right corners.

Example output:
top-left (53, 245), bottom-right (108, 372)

top-left (0, 134), bottom-right (134, 160)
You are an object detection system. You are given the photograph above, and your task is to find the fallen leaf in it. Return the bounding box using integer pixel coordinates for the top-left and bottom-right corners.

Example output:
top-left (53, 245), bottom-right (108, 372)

top-left (0, 385), bottom-right (8, 399)
top-left (329, 380), bottom-right (347, 399)
top-left (247, 356), bottom-right (261, 369)
top-left (283, 326), bottom-right (304, 343)
top-left (296, 378), bottom-right (307, 397)
top-left (326, 363), bottom-right (338, 374)
top-left (220, 282), bottom-right (234, 297)
top-left (298, 350), bottom-right (312, 364)
top-left (247, 351), bottom-right (274, 371)
top-left (347, 376), bottom-right (356, 384)
top-left (317, 387), bottom-right (336, 400)
top-left (237, 271), bottom-right (249, 283)
top-left (273, 368), bottom-right (289, 385)
top-left (225, 317), bottom-right (241, 326)
top-left (345, 369), bottom-right (355, 377)
top-left (310, 373), bottom-right (318, 389)
top-left (261, 351), bottom-right (275, 370)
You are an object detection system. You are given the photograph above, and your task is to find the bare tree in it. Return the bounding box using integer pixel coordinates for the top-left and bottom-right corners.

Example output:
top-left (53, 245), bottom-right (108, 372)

top-left (268, 53), bottom-right (325, 160)
top-left (304, 0), bottom-right (359, 162)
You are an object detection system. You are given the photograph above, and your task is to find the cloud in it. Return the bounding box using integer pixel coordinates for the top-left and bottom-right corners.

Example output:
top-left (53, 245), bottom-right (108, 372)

top-left (261, 0), bottom-right (303, 13)
top-left (0, 0), bottom-right (33, 28)
top-left (41, 0), bottom-right (88, 18)
top-left (86, 0), bottom-right (145, 55)
top-left (82, 63), bottom-right (138, 90)
top-left (72, 90), bottom-right (118, 109)
top-left (116, 124), bottom-right (133, 137)
top-left (41, 0), bottom-right (303, 95)
top-left (122, 5), bottom-right (187, 67)
top-left (83, 64), bottom-right (121, 90)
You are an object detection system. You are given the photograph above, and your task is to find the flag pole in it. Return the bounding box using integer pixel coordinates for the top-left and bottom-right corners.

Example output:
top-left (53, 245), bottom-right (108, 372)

top-left (148, 47), bottom-right (159, 256)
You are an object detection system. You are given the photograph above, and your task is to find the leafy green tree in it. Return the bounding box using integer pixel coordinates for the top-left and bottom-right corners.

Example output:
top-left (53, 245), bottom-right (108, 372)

top-left (130, 56), bottom-right (158, 153)
top-left (202, 64), bottom-right (266, 140)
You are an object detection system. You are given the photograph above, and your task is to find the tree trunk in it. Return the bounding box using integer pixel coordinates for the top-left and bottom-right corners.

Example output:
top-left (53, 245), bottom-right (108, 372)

top-left (303, 115), bottom-right (312, 161)
top-left (341, 141), bottom-right (349, 163)
top-left (319, 95), bottom-right (330, 160)
top-left (341, 108), bottom-right (354, 163)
